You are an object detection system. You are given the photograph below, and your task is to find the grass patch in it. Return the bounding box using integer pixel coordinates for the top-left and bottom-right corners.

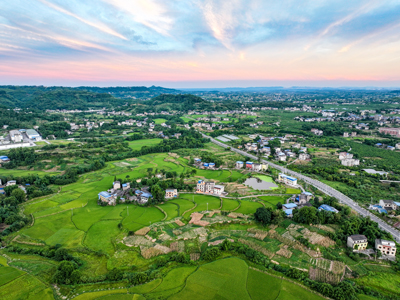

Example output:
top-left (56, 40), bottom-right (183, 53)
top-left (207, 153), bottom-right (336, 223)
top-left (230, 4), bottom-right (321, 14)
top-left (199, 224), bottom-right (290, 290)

top-left (170, 257), bottom-right (251, 300)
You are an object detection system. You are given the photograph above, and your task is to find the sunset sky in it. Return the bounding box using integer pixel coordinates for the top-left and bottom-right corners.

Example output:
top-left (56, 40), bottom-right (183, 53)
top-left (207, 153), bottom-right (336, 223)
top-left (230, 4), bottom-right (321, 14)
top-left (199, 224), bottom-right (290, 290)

top-left (2, 0), bottom-right (400, 88)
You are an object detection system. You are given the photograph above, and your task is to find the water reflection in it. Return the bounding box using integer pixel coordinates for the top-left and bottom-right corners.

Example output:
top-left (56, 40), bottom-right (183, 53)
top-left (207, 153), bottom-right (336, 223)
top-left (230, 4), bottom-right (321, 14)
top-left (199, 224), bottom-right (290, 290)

top-left (244, 177), bottom-right (278, 190)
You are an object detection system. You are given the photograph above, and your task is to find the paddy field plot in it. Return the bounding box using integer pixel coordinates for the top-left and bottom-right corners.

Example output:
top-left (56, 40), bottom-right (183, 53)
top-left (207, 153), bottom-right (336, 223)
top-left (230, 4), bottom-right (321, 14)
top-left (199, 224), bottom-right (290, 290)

top-left (235, 200), bottom-right (263, 214)
top-left (170, 257), bottom-right (251, 300)
top-left (221, 198), bottom-right (240, 211)
top-left (169, 199), bottom-right (195, 216)
top-left (180, 194), bottom-right (221, 218)
top-left (128, 139), bottom-right (162, 150)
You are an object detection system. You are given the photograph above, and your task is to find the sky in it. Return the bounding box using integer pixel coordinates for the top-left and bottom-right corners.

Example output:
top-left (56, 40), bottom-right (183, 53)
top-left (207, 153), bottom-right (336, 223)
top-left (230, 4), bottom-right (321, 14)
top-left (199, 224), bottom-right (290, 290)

top-left (1, 0), bottom-right (400, 88)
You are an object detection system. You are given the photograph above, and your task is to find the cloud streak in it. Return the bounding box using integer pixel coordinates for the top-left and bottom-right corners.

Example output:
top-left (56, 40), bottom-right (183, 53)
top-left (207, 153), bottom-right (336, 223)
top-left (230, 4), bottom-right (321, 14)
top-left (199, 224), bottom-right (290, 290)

top-left (1, 0), bottom-right (400, 86)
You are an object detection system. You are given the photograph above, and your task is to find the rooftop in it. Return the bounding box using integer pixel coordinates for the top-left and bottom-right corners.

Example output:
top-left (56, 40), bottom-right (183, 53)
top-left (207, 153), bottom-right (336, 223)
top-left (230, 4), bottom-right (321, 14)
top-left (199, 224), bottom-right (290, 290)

top-left (349, 234), bottom-right (367, 241)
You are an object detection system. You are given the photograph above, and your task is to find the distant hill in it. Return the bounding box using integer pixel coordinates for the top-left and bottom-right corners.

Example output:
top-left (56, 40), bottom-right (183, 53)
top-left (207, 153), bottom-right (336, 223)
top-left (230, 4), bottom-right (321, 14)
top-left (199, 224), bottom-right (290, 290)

top-left (76, 85), bottom-right (181, 99)
top-left (0, 85), bottom-right (182, 110)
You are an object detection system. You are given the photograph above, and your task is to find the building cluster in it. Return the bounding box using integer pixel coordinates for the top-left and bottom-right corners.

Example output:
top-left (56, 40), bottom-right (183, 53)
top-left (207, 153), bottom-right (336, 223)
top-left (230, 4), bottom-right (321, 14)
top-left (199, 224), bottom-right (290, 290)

top-left (235, 161), bottom-right (268, 172)
top-left (310, 128), bottom-right (323, 136)
top-left (0, 129), bottom-right (42, 150)
top-left (283, 192), bottom-right (314, 217)
top-left (98, 181), bottom-right (153, 206)
top-left (338, 152), bottom-right (360, 167)
top-left (0, 179), bottom-right (27, 195)
top-left (196, 180), bottom-right (226, 196)
top-left (343, 132), bottom-right (357, 138)
top-left (347, 235), bottom-right (397, 259)
top-left (194, 158), bottom-right (218, 170)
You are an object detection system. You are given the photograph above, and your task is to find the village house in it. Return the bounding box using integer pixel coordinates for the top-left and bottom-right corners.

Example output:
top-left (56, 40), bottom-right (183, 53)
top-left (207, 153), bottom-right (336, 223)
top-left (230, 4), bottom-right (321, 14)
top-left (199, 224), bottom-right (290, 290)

top-left (379, 200), bottom-right (398, 211)
top-left (375, 239), bottom-right (397, 257)
top-left (343, 132), bottom-right (349, 137)
top-left (236, 161), bottom-right (244, 169)
top-left (278, 173), bottom-right (298, 187)
top-left (311, 128), bottom-right (323, 136)
top-left (341, 158), bottom-right (360, 167)
top-left (165, 189), bottom-right (178, 199)
top-left (196, 180), bottom-right (226, 196)
top-left (299, 153), bottom-right (310, 161)
top-left (98, 191), bottom-right (116, 206)
top-left (347, 235), bottom-right (368, 251)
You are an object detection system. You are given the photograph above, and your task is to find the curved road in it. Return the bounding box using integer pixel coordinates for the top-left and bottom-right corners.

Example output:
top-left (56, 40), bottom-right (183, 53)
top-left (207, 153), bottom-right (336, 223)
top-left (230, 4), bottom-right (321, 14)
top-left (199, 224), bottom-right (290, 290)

top-left (204, 134), bottom-right (400, 242)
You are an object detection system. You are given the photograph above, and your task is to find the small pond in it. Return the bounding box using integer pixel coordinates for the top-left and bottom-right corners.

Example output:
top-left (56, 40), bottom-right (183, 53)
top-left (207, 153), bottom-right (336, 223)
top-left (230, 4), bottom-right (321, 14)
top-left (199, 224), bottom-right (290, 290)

top-left (244, 177), bottom-right (278, 190)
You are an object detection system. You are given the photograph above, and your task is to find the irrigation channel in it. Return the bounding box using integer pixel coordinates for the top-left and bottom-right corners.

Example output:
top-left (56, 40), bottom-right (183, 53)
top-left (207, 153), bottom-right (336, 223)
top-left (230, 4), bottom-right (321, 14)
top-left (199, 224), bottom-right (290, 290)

top-left (202, 133), bottom-right (400, 242)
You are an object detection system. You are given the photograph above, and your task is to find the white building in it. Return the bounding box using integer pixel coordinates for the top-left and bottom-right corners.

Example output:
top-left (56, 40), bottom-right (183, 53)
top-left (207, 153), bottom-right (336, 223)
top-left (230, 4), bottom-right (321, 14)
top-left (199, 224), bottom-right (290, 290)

top-left (165, 189), bottom-right (178, 199)
top-left (347, 235), bottom-right (368, 251)
top-left (341, 158), bottom-right (360, 167)
top-left (10, 130), bottom-right (22, 143)
top-left (375, 239), bottom-right (396, 257)
top-left (299, 153), bottom-right (310, 161)
top-left (26, 129), bottom-right (42, 141)
top-left (278, 174), bottom-right (298, 187)
top-left (236, 161), bottom-right (244, 169)
top-left (213, 185), bottom-right (225, 196)
top-left (379, 200), bottom-right (398, 211)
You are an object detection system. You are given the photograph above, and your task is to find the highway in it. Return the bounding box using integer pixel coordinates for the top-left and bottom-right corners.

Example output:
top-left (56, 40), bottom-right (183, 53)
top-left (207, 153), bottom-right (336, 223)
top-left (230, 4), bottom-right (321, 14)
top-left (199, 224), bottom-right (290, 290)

top-left (203, 134), bottom-right (400, 242)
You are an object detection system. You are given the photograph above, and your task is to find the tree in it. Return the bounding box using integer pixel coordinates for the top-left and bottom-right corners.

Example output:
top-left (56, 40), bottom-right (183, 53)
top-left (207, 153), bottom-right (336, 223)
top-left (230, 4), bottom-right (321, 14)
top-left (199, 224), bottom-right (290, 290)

top-left (11, 188), bottom-right (26, 203)
top-left (276, 202), bottom-right (282, 209)
top-left (293, 206), bottom-right (318, 224)
top-left (254, 207), bottom-right (273, 225)
top-left (52, 261), bottom-right (78, 284)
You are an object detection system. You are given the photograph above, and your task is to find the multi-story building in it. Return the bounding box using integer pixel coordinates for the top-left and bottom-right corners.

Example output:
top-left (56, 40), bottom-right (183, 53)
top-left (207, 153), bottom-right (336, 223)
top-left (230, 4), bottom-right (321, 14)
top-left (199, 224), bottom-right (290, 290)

top-left (379, 200), bottom-right (398, 211)
top-left (113, 181), bottom-right (121, 190)
top-left (299, 153), bottom-right (310, 161)
top-left (278, 174), bottom-right (298, 187)
top-left (347, 235), bottom-right (368, 251)
top-left (341, 158), bottom-right (360, 167)
top-left (379, 127), bottom-right (400, 138)
top-left (196, 180), bottom-right (215, 194)
top-left (375, 239), bottom-right (396, 257)
top-left (10, 130), bottom-right (22, 143)
top-left (165, 189), bottom-right (178, 199)
top-left (213, 185), bottom-right (225, 196)
top-left (236, 161), bottom-right (244, 169)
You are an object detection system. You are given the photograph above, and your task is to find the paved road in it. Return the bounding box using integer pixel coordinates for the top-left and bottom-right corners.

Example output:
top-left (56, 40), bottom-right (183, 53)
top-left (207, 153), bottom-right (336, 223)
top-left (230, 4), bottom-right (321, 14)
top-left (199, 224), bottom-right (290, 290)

top-left (203, 134), bottom-right (400, 242)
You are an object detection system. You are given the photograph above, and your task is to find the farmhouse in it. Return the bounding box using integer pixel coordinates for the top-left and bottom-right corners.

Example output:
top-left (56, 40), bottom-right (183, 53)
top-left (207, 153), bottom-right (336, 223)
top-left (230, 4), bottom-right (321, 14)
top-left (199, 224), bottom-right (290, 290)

top-left (246, 161), bottom-right (253, 169)
top-left (0, 156), bottom-right (10, 163)
top-left (196, 180), bottom-right (226, 196)
top-left (299, 153), bottom-right (310, 161)
top-left (318, 204), bottom-right (339, 213)
top-left (276, 152), bottom-right (287, 161)
top-left (339, 152), bottom-right (353, 160)
top-left (196, 180), bottom-right (215, 194)
top-left (113, 181), bottom-right (121, 190)
top-left (375, 239), bottom-right (396, 257)
top-left (213, 185), bottom-right (225, 196)
top-left (296, 192), bottom-right (313, 205)
top-left (236, 161), bottom-right (244, 169)
top-left (341, 158), bottom-right (360, 167)
top-left (347, 235), bottom-right (368, 251)
top-left (6, 180), bottom-right (16, 186)
top-left (165, 189), bottom-right (178, 199)
top-left (278, 173), bottom-right (298, 187)
top-left (379, 200), bottom-right (398, 211)
top-left (98, 191), bottom-right (116, 206)
top-left (252, 163), bottom-right (262, 171)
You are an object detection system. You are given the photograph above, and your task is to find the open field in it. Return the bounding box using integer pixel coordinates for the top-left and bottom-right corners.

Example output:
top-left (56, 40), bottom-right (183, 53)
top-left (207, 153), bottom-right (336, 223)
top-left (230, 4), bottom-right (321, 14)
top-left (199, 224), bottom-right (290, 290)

top-left (128, 138), bottom-right (162, 150)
